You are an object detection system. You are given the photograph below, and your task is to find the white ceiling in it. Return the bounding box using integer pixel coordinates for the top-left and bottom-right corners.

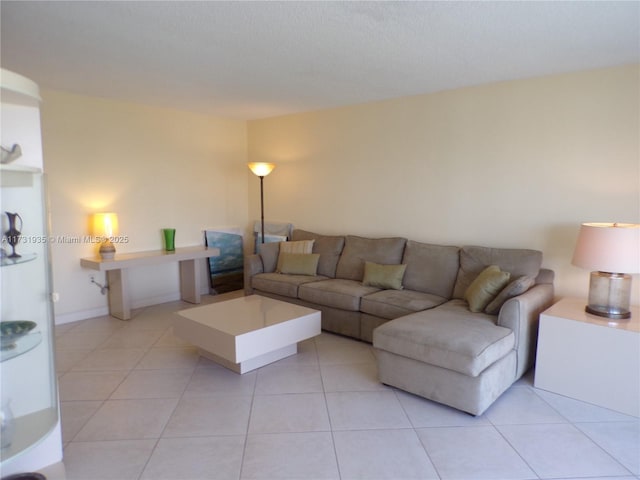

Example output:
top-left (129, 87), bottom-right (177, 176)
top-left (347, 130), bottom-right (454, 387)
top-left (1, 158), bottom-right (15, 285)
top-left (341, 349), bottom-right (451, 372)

top-left (1, 1), bottom-right (638, 120)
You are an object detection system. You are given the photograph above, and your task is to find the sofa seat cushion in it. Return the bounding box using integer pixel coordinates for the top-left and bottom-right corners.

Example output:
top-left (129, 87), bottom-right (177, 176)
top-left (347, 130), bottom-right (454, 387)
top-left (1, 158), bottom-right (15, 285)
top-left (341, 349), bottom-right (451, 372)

top-left (361, 289), bottom-right (447, 320)
top-left (299, 279), bottom-right (380, 311)
top-left (373, 300), bottom-right (515, 377)
top-left (252, 273), bottom-right (328, 299)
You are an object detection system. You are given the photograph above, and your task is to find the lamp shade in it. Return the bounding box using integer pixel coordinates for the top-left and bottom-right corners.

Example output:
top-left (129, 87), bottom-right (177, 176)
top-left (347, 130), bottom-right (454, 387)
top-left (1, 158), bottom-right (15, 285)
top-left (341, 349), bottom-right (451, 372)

top-left (572, 223), bottom-right (640, 274)
top-left (248, 162), bottom-right (275, 177)
top-left (91, 212), bottom-right (119, 239)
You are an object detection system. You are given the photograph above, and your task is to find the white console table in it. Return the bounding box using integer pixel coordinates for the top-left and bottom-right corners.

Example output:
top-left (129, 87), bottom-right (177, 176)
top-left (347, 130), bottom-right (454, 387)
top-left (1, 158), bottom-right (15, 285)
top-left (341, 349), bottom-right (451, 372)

top-left (80, 246), bottom-right (219, 320)
top-left (534, 297), bottom-right (640, 417)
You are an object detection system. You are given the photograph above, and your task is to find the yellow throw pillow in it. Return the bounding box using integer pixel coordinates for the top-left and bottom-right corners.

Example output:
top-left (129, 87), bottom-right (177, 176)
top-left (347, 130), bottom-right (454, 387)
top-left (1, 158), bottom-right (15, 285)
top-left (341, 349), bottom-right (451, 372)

top-left (464, 265), bottom-right (511, 312)
top-left (276, 240), bottom-right (315, 272)
top-left (362, 261), bottom-right (407, 290)
top-left (278, 253), bottom-right (320, 276)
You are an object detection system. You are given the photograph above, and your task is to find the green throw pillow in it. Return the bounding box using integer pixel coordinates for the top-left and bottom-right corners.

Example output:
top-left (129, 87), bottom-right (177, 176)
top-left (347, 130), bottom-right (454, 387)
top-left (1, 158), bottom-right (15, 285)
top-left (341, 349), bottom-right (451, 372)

top-left (362, 261), bottom-right (407, 290)
top-left (464, 265), bottom-right (511, 312)
top-left (485, 275), bottom-right (536, 315)
top-left (278, 253), bottom-right (320, 276)
top-left (276, 240), bottom-right (315, 272)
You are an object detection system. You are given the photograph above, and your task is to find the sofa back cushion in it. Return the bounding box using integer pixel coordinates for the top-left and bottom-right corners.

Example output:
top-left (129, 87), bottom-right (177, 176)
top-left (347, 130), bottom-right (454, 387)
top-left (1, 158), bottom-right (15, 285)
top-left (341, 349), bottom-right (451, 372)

top-left (291, 229), bottom-right (345, 278)
top-left (335, 235), bottom-right (407, 281)
top-left (452, 245), bottom-right (543, 299)
top-left (257, 241), bottom-right (280, 273)
top-left (401, 241), bottom-right (460, 299)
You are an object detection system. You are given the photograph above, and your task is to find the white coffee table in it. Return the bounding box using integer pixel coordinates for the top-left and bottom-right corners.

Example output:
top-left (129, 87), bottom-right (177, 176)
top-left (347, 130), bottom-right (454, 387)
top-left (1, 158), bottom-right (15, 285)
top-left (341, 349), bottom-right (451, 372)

top-left (173, 295), bottom-right (321, 373)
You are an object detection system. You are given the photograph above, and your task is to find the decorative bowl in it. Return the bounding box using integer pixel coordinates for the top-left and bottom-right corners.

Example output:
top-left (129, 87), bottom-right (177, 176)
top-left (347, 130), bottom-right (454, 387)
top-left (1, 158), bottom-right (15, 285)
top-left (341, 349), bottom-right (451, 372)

top-left (1, 473), bottom-right (47, 480)
top-left (0, 321), bottom-right (37, 350)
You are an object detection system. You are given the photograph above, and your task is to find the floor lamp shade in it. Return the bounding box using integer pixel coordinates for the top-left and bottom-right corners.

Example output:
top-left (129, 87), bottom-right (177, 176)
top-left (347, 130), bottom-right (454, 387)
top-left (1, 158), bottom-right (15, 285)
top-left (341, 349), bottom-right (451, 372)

top-left (248, 163), bottom-right (275, 177)
top-left (248, 163), bottom-right (275, 244)
top-left (572, 222), bottom-right (640, 319)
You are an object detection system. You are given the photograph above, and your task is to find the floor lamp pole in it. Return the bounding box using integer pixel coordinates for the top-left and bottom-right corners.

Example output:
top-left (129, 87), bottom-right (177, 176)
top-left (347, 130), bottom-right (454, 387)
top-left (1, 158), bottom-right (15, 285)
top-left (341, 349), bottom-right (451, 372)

top-left (260, 175), bottom-right (265, 244)
top-left (248, 162), bottom-right (275, 246)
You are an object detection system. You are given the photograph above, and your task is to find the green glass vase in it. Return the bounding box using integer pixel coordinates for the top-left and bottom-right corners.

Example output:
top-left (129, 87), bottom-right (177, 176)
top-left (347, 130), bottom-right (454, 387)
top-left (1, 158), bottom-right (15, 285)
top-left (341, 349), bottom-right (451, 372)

top-left (162, 228), bottom-right (176, 251)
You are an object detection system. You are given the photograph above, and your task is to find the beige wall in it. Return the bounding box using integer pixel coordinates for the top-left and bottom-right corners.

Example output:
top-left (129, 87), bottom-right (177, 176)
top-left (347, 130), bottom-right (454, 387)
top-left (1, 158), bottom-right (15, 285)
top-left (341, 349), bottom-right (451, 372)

top-left (41, 90), bottom-right (248, 322)
top-left (248, 65), bottom-right (640, 303)
top-left (41, 65), bottom-right (639, 321)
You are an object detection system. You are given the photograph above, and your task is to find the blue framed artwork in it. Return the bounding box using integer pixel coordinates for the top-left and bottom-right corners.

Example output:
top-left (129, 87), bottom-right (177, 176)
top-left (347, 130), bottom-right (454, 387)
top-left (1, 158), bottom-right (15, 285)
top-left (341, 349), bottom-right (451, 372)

top-left (205, 229), bottom-right (244, 294)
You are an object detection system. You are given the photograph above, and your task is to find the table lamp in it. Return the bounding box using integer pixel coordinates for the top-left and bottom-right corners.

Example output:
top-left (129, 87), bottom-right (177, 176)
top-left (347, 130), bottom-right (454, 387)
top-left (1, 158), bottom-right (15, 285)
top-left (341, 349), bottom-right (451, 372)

top-left (572, 222), bottom-right (640, 319)
top-left (92, 212), bottom-right (119, 259)
top-left (248, 162), bottom-right (275, 244)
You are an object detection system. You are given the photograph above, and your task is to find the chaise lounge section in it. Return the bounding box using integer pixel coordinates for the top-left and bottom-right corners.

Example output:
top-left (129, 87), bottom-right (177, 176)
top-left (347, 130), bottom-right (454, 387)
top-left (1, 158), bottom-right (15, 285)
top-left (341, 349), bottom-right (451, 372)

top-left (245, 229), bottom-right (554, 415)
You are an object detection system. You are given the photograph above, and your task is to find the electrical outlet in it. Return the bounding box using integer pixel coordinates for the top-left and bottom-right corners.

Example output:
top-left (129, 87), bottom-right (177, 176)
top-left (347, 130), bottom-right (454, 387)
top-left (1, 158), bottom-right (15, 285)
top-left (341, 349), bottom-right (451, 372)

top-left (51, 292), bottom-right (60, 302)
top-left (89, 275), bottom-right (95, 284)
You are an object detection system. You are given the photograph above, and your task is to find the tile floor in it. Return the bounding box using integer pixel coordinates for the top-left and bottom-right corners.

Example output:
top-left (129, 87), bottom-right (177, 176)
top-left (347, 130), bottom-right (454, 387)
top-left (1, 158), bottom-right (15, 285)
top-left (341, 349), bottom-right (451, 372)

top-left (51, 292), bottom-right (639, 480)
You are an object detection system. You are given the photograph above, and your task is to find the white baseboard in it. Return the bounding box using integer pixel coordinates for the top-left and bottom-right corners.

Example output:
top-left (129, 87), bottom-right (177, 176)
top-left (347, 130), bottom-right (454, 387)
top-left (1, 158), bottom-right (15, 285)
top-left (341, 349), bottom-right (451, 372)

top-left (55, 306), bottom-right (109, 325)
top-left (131, 292), bottom-right (182, 309)
top-left (54, 287), bottom-right (210, 325)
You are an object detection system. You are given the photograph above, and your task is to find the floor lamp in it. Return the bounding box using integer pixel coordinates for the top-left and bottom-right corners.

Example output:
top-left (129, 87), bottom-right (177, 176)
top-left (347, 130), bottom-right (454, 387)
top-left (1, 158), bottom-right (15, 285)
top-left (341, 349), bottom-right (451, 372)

top-left (248, 163), bottom-right (276, 244)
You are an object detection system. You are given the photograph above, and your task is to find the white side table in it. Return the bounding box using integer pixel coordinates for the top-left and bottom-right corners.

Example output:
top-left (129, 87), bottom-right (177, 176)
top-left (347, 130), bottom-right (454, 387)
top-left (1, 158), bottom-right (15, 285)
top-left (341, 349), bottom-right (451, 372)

top-left (534, 297), bottom-right (640, 417)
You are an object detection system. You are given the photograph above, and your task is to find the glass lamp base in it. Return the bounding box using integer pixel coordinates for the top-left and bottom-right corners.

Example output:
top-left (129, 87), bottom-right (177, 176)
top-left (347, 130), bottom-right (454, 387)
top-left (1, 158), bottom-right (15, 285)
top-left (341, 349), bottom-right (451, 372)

top-left (586, 271), bottom-right (632, 320)
top-left (99, 241), bottom-right (116, 260)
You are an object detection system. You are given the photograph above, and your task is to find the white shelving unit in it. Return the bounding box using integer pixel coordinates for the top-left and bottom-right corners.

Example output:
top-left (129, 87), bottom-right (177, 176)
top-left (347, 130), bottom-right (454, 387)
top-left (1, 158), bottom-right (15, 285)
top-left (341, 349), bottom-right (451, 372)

top-left (1, 69), bottom-right (62, 475)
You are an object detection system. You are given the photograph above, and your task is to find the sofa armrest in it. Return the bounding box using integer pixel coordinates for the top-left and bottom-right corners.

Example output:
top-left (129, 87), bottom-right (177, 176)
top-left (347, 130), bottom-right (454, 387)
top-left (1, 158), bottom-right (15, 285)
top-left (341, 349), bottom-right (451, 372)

top-left (498, 282), bottom-right (554, 378)
top-left (244, 254), bottom-right (264, 295)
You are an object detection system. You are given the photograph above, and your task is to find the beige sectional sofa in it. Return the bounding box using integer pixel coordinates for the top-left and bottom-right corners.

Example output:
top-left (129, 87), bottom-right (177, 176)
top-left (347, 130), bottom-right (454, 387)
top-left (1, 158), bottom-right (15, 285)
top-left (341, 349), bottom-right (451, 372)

top-left (245, 229), bottom-right (554, 415)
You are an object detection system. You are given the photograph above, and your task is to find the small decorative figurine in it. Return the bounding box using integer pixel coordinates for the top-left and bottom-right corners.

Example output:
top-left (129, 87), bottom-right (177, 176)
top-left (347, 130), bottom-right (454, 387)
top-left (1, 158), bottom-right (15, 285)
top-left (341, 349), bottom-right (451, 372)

top-left (0, 144), bottom-right (22, 164)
